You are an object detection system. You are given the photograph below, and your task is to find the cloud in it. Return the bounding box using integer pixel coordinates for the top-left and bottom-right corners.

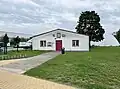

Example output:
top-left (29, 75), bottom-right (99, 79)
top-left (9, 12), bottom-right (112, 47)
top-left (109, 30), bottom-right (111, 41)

top-left (0, 0), bottom-right (120, 36)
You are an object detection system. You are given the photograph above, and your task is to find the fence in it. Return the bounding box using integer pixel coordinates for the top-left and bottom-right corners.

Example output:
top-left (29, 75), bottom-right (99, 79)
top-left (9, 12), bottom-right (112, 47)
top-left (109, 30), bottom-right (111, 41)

top-left (0, 54), bottom-right (27, 60)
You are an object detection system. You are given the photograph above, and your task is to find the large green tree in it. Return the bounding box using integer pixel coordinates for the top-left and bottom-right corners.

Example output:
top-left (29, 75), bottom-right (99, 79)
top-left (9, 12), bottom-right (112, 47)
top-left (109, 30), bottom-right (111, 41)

top-left (3, 34), bottom-right (9, 54)
top-left (75, 11), bottom-right (105, 48)
top-left (14, 36), bottom-right (21, 52)
top-left (113, 29), bottom-right (120, 43)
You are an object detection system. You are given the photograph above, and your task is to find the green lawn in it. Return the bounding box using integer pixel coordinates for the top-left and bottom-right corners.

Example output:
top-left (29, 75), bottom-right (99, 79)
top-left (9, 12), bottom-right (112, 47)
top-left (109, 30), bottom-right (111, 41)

top-left (0, 50), bottom-right (46, 60)
top-left (25, 47), bottom-right (120, 89)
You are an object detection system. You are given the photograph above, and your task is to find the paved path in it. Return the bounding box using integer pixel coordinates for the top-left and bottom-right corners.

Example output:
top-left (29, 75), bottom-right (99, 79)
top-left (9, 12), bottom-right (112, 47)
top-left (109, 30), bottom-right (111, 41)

top-left (0, 52), bottom-right (76, 89)
top-left (0, 70), bottom-right (75, 89)
top-left (0, 52), bottom-right (60, 74)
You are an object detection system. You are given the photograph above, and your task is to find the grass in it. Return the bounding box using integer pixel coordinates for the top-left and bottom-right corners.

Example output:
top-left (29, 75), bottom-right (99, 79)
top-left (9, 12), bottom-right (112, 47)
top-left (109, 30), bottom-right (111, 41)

top-left (0, 50), bottom-right (46, 60)
top-left (25, 47), bottom-right (120, 89)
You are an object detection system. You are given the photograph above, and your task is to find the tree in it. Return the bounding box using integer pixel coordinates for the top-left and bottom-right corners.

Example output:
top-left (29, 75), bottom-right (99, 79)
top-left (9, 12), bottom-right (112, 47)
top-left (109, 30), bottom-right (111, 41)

top-left (0, 36), bottom-right (3, 42)
top-left (14, 36), bottom-right (21, 52)
top-left (3, 34), bottom-right (9, 54)
top-left (0, 36), bottom-right (4, 47)
top-left (113, 29), bottom-right (120, 43)
top-left (10, 38), bottom-right (16, 47)
top-left (20, 37), bottom-right (28, 42)
top-left (75, 11), bottom-right (105, 48)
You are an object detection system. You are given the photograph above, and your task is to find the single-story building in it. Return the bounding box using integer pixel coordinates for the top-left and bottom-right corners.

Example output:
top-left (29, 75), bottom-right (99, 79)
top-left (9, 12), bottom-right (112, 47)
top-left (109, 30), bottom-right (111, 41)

top-left (30, 29), bottom-right (89, 51)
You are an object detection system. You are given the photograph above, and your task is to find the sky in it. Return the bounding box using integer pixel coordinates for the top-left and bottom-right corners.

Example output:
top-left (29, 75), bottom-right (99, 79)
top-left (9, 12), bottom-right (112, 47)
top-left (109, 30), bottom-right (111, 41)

top-left (0, 0), bottom-right (120, 35)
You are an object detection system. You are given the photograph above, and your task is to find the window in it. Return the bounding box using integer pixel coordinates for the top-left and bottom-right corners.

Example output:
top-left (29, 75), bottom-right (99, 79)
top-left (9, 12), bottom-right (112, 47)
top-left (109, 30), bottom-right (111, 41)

top-left (72, 40), bottom-right (79, 47)
top-left (40, 40), bottom-right (46, 47)
top-left (47, 42), bottom-right (52, 47)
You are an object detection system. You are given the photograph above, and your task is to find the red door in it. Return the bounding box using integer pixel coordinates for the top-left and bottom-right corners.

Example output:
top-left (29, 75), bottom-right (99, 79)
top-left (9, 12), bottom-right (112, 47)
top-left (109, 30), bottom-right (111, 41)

top-left (56, 40), bottom-right (62, 51)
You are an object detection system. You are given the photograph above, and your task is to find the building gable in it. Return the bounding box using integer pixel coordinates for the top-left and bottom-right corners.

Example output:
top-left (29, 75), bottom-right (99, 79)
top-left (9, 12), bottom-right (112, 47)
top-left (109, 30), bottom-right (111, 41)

top-left (30, 29), bottom-right (88, 39)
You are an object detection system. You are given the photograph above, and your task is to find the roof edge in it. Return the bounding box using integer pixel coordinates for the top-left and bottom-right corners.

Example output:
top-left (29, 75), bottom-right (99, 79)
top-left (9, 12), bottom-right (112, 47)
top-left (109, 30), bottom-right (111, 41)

top-left (29, 28), bottom-right (88, 39)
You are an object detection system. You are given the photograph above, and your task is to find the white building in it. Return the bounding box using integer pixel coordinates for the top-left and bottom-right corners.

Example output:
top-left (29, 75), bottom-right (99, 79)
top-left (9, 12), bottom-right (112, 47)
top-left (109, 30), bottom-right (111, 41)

top-left (31, 29), bottom-right (89, 51)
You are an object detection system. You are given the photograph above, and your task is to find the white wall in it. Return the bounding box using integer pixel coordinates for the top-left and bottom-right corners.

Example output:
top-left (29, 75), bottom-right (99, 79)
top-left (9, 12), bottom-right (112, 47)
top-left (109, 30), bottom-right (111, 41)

top-left (63, 37), bottom-right (89, 51)
top-left (32, 34), bottom-right (56, 51)
top-left (32, 30), bottom-right (89, 51)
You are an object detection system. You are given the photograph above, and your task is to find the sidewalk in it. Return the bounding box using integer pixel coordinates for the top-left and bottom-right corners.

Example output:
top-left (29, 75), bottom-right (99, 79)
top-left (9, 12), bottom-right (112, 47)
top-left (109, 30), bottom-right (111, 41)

top-left (0, 70), bottom-right (75, 89)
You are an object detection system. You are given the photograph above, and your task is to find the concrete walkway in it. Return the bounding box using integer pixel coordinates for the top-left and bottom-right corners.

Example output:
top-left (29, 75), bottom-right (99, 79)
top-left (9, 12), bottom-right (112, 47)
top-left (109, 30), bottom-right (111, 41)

top-left (0, 52), bottom-right (76, 89)
top-left (0, 70), bottom-right (75, 89)
top-left (0, 52), bottom-right (60, 74)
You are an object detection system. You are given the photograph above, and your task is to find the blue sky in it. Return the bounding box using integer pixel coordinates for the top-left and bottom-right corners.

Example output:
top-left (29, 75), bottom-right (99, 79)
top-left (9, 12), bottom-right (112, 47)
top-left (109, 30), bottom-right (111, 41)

top-left (0, 0), bottom-right (120, 35)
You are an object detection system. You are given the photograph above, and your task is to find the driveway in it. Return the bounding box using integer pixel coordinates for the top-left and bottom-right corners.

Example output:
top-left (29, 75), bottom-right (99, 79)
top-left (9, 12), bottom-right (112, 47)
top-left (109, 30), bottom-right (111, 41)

top-left (0, 52), bottom-right (60, 74)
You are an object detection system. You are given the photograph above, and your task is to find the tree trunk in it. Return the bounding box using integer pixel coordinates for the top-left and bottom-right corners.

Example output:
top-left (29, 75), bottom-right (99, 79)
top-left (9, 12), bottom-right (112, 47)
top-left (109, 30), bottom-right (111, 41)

top-left (4, 46), bottom-right (6, 54)
top-left (4, 43), bottom-right (7, 54)
top-left (6, 46), bottom-right (7, 54)
top-left (17, 45), bottom-right (19, 52)
top-left (89, 40), bottom-right (91, 51)
top-left (89, 36), bottom-right (91, 51)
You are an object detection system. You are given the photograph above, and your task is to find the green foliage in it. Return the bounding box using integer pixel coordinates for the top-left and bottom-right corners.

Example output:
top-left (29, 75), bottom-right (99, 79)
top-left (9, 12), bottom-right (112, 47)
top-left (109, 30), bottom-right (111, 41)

top-left (14, 36), bottom-right (21, 45)
top-left (10, 37), bottom-right (28, 46)
top-left (20, 37), bottom-right (28, 42)
top-left (25, 47), bottom-right (120, 89)
top-left (75, 11), bottom-right (105, 42)
top-left (14, 36), bottom-right (21, 52)
top-left (0, 36), bottom-right (4, 47)
top-left (2, 34), bottom-right (9, 54)
top-left (3, 34), bottom-right (9, 45)
top-left (113, 29), bottom-right (120, 43)
top-left (10, 38), bottom-right (16, 46)
top-left (0, 36), bottom-right (3, 42)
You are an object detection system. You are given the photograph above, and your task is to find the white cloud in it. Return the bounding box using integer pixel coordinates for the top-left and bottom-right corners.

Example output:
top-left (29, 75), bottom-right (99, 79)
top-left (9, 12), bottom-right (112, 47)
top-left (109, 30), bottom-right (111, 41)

top-left (4, 0), bottom-right (39, 6)
top-left (0, 0), bottom-right (120, 36)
